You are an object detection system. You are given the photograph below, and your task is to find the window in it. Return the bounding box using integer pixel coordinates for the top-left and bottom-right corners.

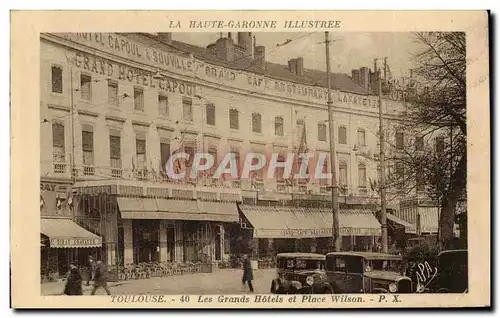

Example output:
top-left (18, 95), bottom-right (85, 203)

top-left (184, 145), bottom-right (195, 168)
top-left (51, 66), bottom-right (63, 94)
top-left (134, 88), bottom-right (144, 111)
top-left (395, 132), bottom-right (404, 150)
top-left (338, 126), bottom-right (347, 144)
top-left (296, 119), bottom-right (306, 146)
top-left (52, 122), bottom-right (65, 162)
top-left (208, 147), bottom-right (218, 173)
top-left (136, 138), bottom-right (146, 169)
top-left (82, 129), bottom-right (94, 166)
top-left (108, 81), bottom-right (118, 106)
top-left (109, 134), bottom-right (121, 168)
top-left (435, 136), bottom-right (445, 153)
top-left (357, 129), bottom-right (366, 147)
top-left (229, 109), bottom-right (239, 130)
top-left (158, 94), bottom-right (168, 117)
top-left (415, 136), bottom-right (424, 151)
top-left (160, 142), bottom-right (170, 173)
top-left (252, 113), bottom-right (262, 133)
top-left (339, 162), bottom-right (348, 187)
top-left (276, 154), bottom-right (285, 181)
top-left (231, 148), bottom-right (241, 173)
top-left (320, 155), bottom-right (329, 186)
top-left (275, 116), bottom-right (284, 136)
top-left (206, 104), bottom-right (215, 125)
top-left (395, 162), bottom-right (405, 180)
top-left (183, 97), bottom-right (193, 121)
top-left (358, 163), bottom-right (366, 188)
top-left (318, 123), bottom-right (327, 141)
top-left (80, 74), bottom-right (92, 100)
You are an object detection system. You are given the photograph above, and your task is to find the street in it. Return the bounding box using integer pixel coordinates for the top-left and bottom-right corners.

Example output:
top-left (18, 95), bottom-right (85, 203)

top-left (41, 268), bottom-right (276, 295)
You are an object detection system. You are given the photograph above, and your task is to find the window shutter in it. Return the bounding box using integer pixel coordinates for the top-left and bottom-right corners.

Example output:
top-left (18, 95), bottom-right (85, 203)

top-left (51, 66), bottom-right (63, 94)
top-left (136, 139), bottom-right (146, 155)
top-left (82, 131), bottom-right (94, 152)
top-left (160, 142), bottom-right (171, 170)
top-left (110, 135), bottom-right (121, 159)
top-left (52, 123), bottom-right (65, 148)
top-left (229, 109), bottom-right (239, 129)
top-left (339, 126), bottom-right (347, 144)
top-left (206, 104), bottom-right (215, 125)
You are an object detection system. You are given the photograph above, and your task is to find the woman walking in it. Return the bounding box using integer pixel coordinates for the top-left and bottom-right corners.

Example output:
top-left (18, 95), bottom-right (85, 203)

top-left (63, 264), bottom-right (83, 296)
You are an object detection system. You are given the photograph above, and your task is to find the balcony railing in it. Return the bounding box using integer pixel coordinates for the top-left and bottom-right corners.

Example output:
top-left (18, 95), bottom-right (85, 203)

top-left (83, 166), bottom-right (95, 176)
top-left (111, 168), bottom-right (123, 179)
top-left (53, 163), bottom-right (66, 174)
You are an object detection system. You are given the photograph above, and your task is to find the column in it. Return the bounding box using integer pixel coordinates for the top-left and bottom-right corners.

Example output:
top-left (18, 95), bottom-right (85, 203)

top-left (220, 224), bottom-right (225, 261)
top-left (123, 219), bottom-right (134, 264)
top-left (175, 221), bottom-right (184, 262)
top-left (159, 220), bottom-right (168, 262)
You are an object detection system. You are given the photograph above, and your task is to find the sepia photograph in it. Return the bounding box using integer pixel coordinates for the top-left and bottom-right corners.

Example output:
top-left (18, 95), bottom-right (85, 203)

top-left (10, 10), bottom-right (489, 308)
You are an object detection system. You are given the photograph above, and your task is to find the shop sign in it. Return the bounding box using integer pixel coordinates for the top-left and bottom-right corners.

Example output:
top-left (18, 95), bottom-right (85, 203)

top-left (50, 238), bottom-right (102, 248)
top-left (280, 228), bottom-right (331, 237)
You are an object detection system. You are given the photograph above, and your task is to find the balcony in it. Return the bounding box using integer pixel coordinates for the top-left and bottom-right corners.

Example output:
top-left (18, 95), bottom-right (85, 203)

top-left (111, 168), bottom-right (123, 179)
top-left (134, 169), bottom-right (148, 180)
top-left (83, 166), bottom-right (95, 176)
top-left (53, 163), bottom-right (67, 174)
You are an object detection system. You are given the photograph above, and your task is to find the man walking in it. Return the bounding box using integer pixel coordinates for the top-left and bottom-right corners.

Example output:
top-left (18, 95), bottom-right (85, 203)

top-left (241, 254), bottom-right (254, 293)
top-left (88, 256), bottom-right (111, 295)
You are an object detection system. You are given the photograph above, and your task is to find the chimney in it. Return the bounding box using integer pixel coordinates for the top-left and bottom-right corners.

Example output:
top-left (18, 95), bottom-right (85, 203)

top-left (351, 69), bottom-right (361, 85)
top-left (238, 32), bottom-right (252, 51)
top-left (254, 46), bottom-right (266, 70)
top-left (157, 33), bottom-right (172, 44)
top-left (359, 67), bottom-right (370, 90)
top-left (288, 58), bottom-right (297, 74)
top-left (295, 57), bottom-right (304, 76)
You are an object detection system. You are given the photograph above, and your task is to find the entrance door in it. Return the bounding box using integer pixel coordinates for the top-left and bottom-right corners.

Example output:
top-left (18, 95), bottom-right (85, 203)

top-left (166, 226), bottom-right (175, 262)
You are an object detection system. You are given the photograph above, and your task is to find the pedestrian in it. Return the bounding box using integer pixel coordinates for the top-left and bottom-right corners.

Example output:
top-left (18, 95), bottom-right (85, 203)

top-left (89, 258), bottom-right (111, 295)
top-left (63, 264), bottom-right (83, 295)
top-left (241, 254), bottom-right (254, 292)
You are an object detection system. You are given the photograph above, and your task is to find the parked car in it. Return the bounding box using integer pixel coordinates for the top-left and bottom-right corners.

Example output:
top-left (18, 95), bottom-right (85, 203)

top-left (434, 249), bottom-right (468, 293)
top-left (270, 253), bottom-right (327, 294)
top-left (324, 252), bottom-right (413, 294)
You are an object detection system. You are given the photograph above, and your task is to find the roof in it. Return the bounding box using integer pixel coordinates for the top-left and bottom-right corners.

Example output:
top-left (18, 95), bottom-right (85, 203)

top-left (438, 249), bottom-right (468, 257)
top-left (277, 253), bottom-right (326, 260)
top-left (326, 252), bottom-right (402, 261)
top-left (124, 33), bottom-right (371, 96)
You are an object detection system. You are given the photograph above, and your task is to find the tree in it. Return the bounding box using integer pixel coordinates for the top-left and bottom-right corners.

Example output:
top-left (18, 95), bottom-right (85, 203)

top-left (392, 32), bottom-right (466, 250)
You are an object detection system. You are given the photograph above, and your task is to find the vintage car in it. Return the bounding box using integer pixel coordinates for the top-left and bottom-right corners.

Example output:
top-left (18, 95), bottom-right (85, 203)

top-left (433, 249), bottom-right (468, 293)
top-left (324, 252), bottom-right (413, 294)
top-left (270, 253), bottom-right (327, 294)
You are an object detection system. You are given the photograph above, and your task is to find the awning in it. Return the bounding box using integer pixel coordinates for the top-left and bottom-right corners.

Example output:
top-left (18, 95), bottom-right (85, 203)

top-left (239, 205), bottom-right (381, 238)
top-left (40, 218), bottom-right (102, 248)
top-left (387, 213), bottom-right (417, 234)
top-left (417, 207), bottom-right (439, 234)
top-left (117, 197), bottom-right (239, 223)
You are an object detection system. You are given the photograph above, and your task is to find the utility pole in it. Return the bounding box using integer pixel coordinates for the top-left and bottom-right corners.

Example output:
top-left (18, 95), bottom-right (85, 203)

top-left (378, 68), bottom-right (388, 254)
top-left (69, 62), bottom-right (76, 183)
top-left (325, 32), bottom-right (340, 252)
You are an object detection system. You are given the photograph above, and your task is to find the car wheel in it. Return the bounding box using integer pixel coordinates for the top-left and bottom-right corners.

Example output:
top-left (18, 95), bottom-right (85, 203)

top-left (324, 286), bottom-right (334, 294)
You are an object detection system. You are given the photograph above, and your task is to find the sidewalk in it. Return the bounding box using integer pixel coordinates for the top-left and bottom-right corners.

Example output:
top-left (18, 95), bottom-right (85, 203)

top-left (41, 280), bottom-right (128, 296)
top-left (41, 268), bottom-right (276, 295)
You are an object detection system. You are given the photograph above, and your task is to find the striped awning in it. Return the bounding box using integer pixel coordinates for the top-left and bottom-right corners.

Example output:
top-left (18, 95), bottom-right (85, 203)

top-left (239, 205), bottom-right (381, 238)
top-left (117, 197), bottom-right (239, 223)
top-left (41, 218), bottom-right (102, 248)
top-left (417, 207), bottom-right (439, 234)
top-left (387, 213), bottom-right (417, 234)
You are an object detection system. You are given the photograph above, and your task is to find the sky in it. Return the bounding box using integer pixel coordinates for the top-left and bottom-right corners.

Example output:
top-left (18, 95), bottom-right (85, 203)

top-left (172, 32), bottom-right (425, 78)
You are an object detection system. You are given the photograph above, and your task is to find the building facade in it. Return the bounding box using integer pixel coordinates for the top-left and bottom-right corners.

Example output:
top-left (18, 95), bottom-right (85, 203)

top-left (40, 32), bottom-right (413, 272)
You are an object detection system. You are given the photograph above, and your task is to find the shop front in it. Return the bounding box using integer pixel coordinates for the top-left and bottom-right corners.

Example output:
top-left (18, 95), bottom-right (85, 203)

top-left (40, 217), bottom-right (102, 281)
top-left (116, 197), bottom-right (239, 265)
top-left (238, 205), bottom-right (382, 259)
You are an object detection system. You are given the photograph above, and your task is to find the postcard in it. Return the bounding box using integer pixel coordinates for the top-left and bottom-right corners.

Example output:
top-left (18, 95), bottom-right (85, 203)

top-left (10, 10), bottom-right (489, 308)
